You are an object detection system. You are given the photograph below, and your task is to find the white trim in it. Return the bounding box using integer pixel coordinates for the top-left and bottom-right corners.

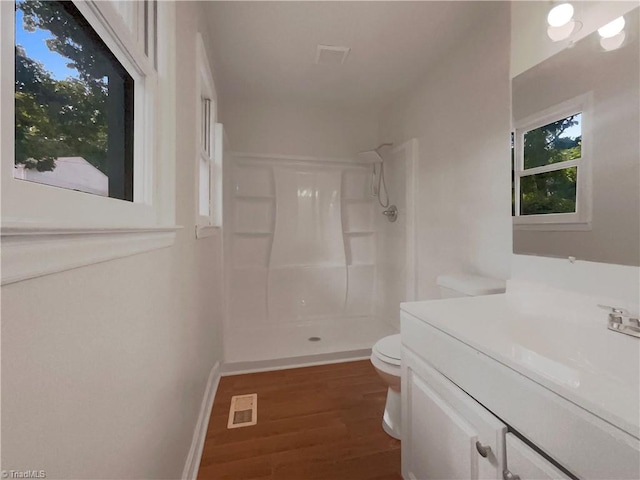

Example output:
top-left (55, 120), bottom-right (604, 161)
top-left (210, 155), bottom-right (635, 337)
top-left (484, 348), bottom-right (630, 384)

top-left (211, 123), bottom-right (224, 227)
top-left (514, 221), bottom-right (591, 232)
top-left (515, 94), bottom-right (590, 136)
top-left (0, 224), bottom-right (179, 285)
top-left (181, 361), bottom-right (221, 480)
top-left (154, 1), bottom-right (177, 226)
top-left (75, 0), bottom-right (157, 208)
top-left (76, 1), bottom-right (153, 77)
top-left (195, 34), bottom-right (220, 235)
top-left (230, 151), bottom-right (373, 166)
top-left (220, 349), bottom-right (372, 376)
top-left (520, 158), bottom-right (579, 176)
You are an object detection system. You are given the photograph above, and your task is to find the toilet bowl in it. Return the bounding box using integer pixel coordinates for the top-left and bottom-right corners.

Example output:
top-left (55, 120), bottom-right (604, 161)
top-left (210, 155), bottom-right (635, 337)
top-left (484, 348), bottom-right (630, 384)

top-left (370, 274), bottom-right (506, 440)
top-left (370, 334), bottom-right (402, 439)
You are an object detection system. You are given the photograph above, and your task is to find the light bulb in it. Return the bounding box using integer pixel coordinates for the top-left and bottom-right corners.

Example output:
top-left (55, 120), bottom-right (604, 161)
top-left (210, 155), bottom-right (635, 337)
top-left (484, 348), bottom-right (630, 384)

top-left (598, 16), bottom-right (625, 39)
top-left (547, 3), bottom-right (574, 28)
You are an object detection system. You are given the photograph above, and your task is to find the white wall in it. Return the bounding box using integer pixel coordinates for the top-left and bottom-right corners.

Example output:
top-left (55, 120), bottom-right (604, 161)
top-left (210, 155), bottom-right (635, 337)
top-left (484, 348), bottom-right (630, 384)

top-left (511, 254), bottom-right (640, 307)
top-left (220, 98), bottom-right (379, 158)
top-left (378, 2), bottom-right (512, 299)
top-left (0, 3), bottom-right (224, 478)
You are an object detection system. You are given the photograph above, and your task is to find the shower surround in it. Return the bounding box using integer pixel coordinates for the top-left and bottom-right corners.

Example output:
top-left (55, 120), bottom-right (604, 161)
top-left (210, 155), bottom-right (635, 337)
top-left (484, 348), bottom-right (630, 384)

top-left (223, 153), bottom-right (400, 364)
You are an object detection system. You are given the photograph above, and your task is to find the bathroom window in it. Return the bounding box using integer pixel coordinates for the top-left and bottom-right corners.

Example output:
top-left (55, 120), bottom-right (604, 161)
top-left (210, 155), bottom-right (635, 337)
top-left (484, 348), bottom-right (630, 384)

top-left (513, 94), bottom-right (591, 230)
top-left (14, 0), bottom-right (135, 200)
top-left (195, 33), bottom-right (221, 238)
top-left (2, 0), bottom-right (165, 223)
top-left (1, 0), bottom-right (178, 283)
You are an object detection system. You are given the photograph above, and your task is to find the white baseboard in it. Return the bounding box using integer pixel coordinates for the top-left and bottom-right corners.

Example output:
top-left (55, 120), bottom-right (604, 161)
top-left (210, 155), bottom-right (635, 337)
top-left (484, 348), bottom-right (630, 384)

top-left (220, 348), bottom-right (372, 376)
top-left (181, 361), bottom-right (221, 480)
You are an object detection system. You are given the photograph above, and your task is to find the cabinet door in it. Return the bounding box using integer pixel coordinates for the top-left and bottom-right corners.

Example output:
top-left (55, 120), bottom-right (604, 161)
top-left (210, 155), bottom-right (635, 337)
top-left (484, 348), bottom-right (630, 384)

top-left (505, 433), bottom-right (572, 480)
top-left (402, 349), bottom-right (506, 480)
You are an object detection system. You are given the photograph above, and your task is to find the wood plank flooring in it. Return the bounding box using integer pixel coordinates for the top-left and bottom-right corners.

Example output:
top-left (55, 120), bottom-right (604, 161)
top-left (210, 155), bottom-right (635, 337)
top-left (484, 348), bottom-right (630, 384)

top-left (197, 360), bottom-right (402, 480)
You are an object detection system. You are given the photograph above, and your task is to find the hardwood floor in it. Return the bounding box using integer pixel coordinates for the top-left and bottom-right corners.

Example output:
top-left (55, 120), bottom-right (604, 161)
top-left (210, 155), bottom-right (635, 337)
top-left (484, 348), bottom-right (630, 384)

top-left (197, 360), bottom-right (402, 480)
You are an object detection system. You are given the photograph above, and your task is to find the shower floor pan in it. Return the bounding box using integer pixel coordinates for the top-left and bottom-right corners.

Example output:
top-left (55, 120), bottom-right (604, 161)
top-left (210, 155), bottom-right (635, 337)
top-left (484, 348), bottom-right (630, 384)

top-left (224, 316), bottom-right (397, 365)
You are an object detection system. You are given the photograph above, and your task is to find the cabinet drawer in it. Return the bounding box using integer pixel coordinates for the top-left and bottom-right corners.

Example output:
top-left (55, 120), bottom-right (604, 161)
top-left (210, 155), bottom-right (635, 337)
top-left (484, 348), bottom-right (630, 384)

top-left (505, 433), bottom-right (571, 480)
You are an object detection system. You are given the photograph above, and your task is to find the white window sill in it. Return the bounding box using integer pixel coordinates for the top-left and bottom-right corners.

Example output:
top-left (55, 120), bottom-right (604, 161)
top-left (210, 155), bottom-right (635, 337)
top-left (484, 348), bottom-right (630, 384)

top-left (513, 220), bottom-right (592, 232)
top-left (195, 224), bottom-right (221, 239)
top-left (0, 223), bottom-right (181, 285)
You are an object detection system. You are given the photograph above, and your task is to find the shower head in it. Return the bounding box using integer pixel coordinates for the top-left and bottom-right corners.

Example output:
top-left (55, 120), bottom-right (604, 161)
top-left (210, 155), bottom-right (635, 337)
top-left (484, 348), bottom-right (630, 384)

top-left (357, 143), bottom-right (394, 163)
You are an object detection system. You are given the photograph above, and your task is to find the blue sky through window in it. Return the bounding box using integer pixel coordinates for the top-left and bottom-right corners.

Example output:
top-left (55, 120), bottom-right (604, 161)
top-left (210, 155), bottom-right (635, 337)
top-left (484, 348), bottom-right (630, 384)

top-left (15, 7), bottom-right (79, 80)
top-left (563, 119), bottom-right (581, 140)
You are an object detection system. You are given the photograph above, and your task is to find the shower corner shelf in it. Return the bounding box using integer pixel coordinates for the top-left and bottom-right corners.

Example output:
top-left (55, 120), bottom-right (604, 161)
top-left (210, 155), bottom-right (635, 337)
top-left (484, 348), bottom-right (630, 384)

top-left (343, 230), bottom-right (375, 235)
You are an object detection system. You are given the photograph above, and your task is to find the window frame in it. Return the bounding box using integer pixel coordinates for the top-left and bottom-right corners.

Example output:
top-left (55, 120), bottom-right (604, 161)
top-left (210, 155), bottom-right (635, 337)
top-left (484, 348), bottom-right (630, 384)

top-left (0, 0), bottom-right (178, 285)
top-left (3, 0), bottom-right (159, 222)
top-left (513, 93), bottom-right (592, 231)
top-left (195, 33), bottom-right (221, 239)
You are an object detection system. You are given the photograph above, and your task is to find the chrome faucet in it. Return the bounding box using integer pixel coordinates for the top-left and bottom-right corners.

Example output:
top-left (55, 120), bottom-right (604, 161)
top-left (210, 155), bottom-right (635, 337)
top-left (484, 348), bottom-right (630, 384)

top-left (598, 305), bottom-right (640, 338)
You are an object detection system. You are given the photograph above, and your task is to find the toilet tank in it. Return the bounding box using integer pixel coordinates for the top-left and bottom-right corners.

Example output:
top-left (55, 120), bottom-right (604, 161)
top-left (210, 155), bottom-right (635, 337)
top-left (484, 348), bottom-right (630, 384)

top-left (436, 273), bottom-right (506, 298)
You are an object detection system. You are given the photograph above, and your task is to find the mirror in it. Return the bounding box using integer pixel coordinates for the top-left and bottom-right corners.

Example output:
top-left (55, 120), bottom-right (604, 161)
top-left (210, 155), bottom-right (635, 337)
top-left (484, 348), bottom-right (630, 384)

top-left (512, 8), bottom-right (639, 266)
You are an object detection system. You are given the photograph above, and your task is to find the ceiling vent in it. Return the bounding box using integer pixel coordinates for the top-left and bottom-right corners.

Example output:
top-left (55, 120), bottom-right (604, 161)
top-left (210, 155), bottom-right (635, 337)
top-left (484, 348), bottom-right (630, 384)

top-left (315, 45), bottom-right (350, 65)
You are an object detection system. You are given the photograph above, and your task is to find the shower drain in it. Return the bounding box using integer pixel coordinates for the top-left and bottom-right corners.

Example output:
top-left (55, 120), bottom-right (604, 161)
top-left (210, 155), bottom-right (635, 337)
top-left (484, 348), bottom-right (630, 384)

top-left (308, 336), bottom-right (322, 342)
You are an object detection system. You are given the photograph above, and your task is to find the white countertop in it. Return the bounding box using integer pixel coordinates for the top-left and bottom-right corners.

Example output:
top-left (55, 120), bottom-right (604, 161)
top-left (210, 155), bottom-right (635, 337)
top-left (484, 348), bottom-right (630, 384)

top-left (401, 292), bottom-right (640, 439)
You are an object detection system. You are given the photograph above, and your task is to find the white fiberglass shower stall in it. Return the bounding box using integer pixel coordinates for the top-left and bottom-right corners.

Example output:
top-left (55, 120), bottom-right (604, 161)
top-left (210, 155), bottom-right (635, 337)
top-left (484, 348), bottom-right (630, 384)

top-left (223, 141), bottom-right (417, 365)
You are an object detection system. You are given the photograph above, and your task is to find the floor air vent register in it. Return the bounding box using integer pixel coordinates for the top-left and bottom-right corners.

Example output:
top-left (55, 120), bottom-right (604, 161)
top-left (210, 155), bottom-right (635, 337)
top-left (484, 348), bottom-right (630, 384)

top-left (227, 393), bottom-right (258, 429)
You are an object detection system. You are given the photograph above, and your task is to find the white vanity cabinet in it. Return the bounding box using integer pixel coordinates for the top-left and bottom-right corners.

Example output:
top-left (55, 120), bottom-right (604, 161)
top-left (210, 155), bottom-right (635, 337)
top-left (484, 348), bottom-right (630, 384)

top-left (403, 349), bottom-right (506, 480)
top-left (403, 346), bottom-right (572, 480)
top-left (400, 296), bottom-right (640, 480)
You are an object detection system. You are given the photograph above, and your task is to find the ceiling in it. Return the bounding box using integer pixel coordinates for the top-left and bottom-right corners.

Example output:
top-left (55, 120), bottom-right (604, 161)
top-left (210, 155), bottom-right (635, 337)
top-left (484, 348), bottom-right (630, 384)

top-left (205, 1), bottom-right (498, 110)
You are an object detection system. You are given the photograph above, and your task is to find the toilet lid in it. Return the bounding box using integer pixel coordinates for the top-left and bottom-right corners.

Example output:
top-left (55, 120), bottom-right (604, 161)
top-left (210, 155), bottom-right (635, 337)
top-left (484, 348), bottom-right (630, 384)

top-left (373, 334), bottom-right (402, 365)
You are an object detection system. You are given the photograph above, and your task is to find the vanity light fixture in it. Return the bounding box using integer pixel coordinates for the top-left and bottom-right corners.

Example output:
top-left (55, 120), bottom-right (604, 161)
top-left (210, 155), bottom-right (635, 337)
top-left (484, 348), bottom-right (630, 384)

top-left (546, 2), bottom-right (580, 42)
top-left (598, 16), bottom-right (627, 52)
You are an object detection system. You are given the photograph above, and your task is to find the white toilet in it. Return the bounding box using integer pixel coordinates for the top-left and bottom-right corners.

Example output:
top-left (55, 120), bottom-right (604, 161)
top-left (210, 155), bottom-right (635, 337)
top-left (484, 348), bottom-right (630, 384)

top-left (371, 272), bottom-right (506, 440)
top-left (370, 333), bottom-right (402, 439)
